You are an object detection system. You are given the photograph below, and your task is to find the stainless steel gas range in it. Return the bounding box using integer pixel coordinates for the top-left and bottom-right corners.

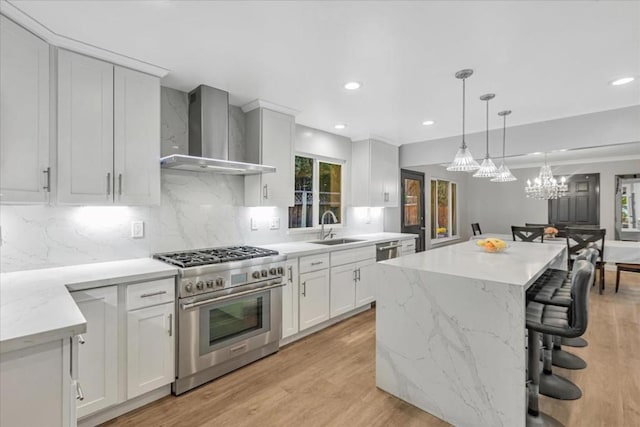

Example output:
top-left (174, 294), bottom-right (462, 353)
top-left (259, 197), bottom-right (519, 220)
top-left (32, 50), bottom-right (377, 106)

top-left (154, 246), bottom-right (286, 395)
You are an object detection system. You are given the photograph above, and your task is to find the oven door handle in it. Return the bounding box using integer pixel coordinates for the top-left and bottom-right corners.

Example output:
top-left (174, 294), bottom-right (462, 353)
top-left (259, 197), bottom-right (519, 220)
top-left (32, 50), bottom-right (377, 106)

top-left (377, 244), bottom-right (401, 251)
top-left (180, 282), bottom-right (285, 310)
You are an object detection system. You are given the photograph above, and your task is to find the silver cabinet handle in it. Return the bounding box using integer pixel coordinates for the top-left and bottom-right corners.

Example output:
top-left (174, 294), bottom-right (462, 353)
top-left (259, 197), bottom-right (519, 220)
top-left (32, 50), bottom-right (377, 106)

top-left (353, 269), bottom-right (357, 282)
top-left (301, 282), bottom-right (306, 297)
top-left (42, 167), bottom-right (51, 192)
top-left (77, 334), bottom-right (85, 345)
top-left (357, 268), bottom-right (361, 281)
top-left (311, 261), bottom-right (323, 266)
top-left (140, 290), bottom-right (168, 298)
top-left (263, 184), bottom-right (268, 199)
top-left (76, 381), bottom-right (84, 401)
top-left (106, 172), bottom-right (111, 195)
top-left (118, 173), bottom-right (123, 196)
top-left (288, 266), bottom-right (293, 282)
top-left (168, 313), bottom-right (173, 337)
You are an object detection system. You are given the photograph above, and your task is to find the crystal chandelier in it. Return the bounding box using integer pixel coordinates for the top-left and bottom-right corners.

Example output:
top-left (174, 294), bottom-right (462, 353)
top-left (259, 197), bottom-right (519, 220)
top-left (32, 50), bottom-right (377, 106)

top-left (491, 110), bottom-right (517, 182)
top-left (473, 93), bottom-right (498, 178)
top-left (447, 69), bottom-right (480, 172)
top-left (525, 154), bottom-right (568, 199)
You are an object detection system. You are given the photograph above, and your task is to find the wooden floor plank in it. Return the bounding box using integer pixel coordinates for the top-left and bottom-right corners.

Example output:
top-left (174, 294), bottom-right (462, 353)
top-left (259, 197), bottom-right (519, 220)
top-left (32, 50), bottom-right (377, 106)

top-left (105, 270), bottom-right (640, 427)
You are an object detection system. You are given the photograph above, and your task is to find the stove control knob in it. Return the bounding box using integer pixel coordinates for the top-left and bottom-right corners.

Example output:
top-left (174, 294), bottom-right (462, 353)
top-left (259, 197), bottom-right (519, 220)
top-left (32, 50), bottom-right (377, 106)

top-left (261, 269), bottom-right (268, 278)
top-left (269, 268), bottom-right (277, 276)
top-left (252, 271), bottom-right (261, 279)
top-left (196, 281), bottom-right (204, 290)
top-left (215, 278), bottom-right (224, 288)
top-left (185, 282), bottom-right (194, 293)
top-left (206, 280), bottom-right (214, 288)
top-left (277, 266), bottom-right (284, 275)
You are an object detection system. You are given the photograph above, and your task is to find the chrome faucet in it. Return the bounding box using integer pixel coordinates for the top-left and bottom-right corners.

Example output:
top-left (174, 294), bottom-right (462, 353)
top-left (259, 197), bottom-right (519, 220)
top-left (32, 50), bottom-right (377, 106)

top-left (320, 210), bottom-right (338, 240)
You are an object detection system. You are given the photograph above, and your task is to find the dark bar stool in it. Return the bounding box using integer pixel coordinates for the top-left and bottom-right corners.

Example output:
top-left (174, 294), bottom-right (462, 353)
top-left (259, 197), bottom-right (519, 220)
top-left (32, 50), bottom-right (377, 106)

top-left (471, 222), bottom-right (482, 236)
top-left (526, 260), bottom-right (594, 425)
top-left (512, 226), bottom-right (545, 243)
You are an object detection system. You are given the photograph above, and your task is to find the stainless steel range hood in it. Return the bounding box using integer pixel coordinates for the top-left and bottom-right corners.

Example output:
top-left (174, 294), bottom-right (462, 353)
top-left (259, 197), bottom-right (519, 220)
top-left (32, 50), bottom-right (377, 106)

top-left (160, 85), bottom-right (276, 175)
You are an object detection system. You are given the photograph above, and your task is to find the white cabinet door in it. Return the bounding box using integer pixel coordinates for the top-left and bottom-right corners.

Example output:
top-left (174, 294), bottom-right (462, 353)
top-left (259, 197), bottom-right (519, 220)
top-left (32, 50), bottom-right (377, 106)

top-left (71, 286), bottom-right (118, 418)
top-left (351, 139), bottom-right (399, 207)
top-left (127, 302), bottom-right (175, 399)
top-left (114, 66), bottom-right (160, 205)
top-left (0, 16), bottom-right (50, 204)
top-left (355, 258), bottom-right (377, 307)
top-left (282, 258), bottom-right (300, 339)
top-left (330, 263), bottom-right (356, 318)
top-left (369, 140), bottom-right (387, 206)
top-left (261, 108), bottom-right (294, 206)
top-left (299, 269), bottom-right (330, 331)
top-left (380, 142), bottom-right (399, 207)
top-left (58, 49), bottom-right (114, 204)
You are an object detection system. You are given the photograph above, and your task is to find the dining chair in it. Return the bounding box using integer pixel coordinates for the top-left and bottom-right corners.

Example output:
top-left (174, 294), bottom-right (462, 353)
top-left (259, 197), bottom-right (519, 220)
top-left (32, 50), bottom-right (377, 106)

top-left (471, 223), bottom-right (482, 236)
top-left (615, 263), bottom-right (640, 293)
top-left (566, 227), bottom-right (606, 294)
top-left (511, 226), bottom-right (544, 243)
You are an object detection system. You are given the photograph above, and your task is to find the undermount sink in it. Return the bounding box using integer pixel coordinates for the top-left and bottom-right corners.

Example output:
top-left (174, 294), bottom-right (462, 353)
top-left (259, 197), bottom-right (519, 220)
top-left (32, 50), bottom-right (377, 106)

top-left (310, 238), bottom-right (364, 246)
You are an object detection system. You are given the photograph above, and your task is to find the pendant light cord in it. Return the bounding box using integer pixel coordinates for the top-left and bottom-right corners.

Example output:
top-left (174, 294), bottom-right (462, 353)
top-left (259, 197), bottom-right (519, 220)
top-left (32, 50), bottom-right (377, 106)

top-left (462, 78), bottom-right (466, 149)
top-left (502, 114), bottom-right (506, 160)
top-left (485, 99), bottom-right (489, 158)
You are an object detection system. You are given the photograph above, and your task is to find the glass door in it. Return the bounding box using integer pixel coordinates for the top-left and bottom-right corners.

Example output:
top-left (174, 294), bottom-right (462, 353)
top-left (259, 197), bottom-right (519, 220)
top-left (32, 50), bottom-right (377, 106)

top-left (199, 290), bottom-right (271, 355)
top-left (401, 169), bottom-right (425, 251)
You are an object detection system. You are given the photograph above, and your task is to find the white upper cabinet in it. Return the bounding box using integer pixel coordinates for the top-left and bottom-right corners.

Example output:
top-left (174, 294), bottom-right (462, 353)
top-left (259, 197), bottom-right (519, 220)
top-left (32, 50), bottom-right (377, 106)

top-left (58, 49), bottom-right (160, 205)
top-left (57, 49), bottom-right (114, 204)
top-left (0, 16), bottom-right (50, 204)
top-left (114, 66), bottom-right (160, 205)
top-left (244, 107), bottom-right (295, 207)
top-left (351, 139), bottom-right (399, 207)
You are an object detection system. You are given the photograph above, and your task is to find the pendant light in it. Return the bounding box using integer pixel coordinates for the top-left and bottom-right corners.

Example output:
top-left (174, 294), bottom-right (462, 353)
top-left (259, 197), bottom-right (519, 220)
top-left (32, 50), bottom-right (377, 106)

top-left (491, 110), bottom-right (517, 182)
top-left (473, 93), bottom-right (498, 177)
top-left (446, 69), bottom-right (480, 172)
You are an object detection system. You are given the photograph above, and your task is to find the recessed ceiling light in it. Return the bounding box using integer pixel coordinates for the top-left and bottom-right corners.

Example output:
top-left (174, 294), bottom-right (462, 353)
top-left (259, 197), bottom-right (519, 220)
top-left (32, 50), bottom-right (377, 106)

top-left (422, 120), bottom-right (435, 126)
top-left (344, 82), bottom-right (361, 90)
top-left (334, 123), bottom-right (347, 130)
top-left (610, 77), bottom-right (635, 86)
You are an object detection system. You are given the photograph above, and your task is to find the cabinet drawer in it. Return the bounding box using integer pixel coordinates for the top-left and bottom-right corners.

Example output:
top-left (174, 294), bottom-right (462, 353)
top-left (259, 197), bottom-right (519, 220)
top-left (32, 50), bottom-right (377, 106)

top-left (401, 239), bottom-right (416, 250)
top-left (331, 246), bottom-right (376, 267)
top-left (126, 278), bottom-right (175, 311)
top-left (299, 253), bottom-right (330, 273)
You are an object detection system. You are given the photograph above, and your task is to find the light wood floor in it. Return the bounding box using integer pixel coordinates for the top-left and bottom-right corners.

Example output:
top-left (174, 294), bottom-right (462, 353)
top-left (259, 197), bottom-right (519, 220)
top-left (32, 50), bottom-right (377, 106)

top-left (105, 270), bottom-right (640, 427)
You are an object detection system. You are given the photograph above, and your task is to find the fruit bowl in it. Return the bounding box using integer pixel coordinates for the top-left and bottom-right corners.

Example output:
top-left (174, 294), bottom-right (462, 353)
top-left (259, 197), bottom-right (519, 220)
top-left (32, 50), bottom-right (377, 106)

top-left (476, 238), bottom-right (509, 253)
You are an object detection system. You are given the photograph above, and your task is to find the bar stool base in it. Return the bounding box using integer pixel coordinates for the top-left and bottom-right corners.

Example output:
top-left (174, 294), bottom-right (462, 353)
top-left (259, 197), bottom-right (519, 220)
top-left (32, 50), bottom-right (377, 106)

top-left (562, 337), bottom-right (588, 347)
top-left (552, 349), bottom-right (587, 370)
top-left (527, 411), bottom-right (564, 427)
top-left (540, 372), bottom-right (582, 400)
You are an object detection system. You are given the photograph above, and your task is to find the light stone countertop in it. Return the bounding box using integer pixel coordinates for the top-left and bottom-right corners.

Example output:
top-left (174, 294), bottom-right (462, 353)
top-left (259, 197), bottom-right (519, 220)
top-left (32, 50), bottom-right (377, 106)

top-left (381, 239), bottom-right (565, 287)
top-left (0, 258), bottom-right (178, 354)
top-left (261, 232), bottom-right (418, 257)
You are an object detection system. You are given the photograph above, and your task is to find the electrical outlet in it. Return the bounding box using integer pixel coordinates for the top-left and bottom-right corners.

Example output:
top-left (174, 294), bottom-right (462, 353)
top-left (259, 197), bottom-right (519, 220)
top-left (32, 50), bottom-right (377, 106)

top-left (251, 218), bottom-right (259, 231)
top-left (131, 221), bottom-right (144, 238)
top-left (270, 217), bottom-right (280, 230)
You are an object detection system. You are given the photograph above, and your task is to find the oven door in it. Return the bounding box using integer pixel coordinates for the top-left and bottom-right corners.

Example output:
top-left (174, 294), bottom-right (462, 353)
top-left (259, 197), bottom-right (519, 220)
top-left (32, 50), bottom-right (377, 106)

top-left (178, 282), bottom-right (282, 378)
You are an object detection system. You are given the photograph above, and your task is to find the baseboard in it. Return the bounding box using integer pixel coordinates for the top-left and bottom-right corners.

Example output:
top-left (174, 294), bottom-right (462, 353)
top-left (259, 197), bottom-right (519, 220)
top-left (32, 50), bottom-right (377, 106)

top-left (280, 304), bottom-right (371, 347)
top-left (77, 385), bottom-right (171, 427)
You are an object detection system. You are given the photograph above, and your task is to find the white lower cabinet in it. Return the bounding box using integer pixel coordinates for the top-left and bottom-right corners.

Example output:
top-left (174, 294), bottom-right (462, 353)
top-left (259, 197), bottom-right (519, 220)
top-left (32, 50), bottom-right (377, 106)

top-left (299, 269), bottom-right (330, 331)
top-left (282, 258), bottom-right (300, 339)
top-left (330, 263), bottom-right (357, 317)
top-left (401, 239), bottom-right (417, 256)
top-left (127, 302), bottom-right (175, 399)
top-left (355, 258), bottom-right (377, 307)
top-left (71, 286), bottom-right (119, 418)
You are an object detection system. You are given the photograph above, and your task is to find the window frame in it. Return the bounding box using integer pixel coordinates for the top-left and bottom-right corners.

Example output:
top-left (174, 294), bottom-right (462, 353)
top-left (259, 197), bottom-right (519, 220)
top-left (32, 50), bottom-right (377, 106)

top-left (430, 178), bottom-right (458, 243)
top-left (289, 153), bottom-right (345, 231)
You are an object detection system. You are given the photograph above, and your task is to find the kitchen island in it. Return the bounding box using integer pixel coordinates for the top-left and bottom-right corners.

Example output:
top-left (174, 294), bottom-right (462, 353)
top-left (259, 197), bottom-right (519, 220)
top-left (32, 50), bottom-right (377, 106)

top-left (375, 240), bottom-right (565, 427)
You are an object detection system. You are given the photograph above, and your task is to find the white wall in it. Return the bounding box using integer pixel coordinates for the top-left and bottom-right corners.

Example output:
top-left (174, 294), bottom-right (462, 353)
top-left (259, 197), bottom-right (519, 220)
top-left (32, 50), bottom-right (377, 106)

top-left (0, 88), bottom-right (383, 273)
top-left (466, 159), bottom-right (640, 237)
top-left (400, 106), bottom-right (640, 168)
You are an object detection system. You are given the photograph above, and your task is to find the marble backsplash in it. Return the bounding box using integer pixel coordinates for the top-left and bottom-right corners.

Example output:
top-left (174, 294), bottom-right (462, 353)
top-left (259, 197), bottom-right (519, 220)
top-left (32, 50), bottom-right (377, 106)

top-left (0, 87), bottom-right (383, 272)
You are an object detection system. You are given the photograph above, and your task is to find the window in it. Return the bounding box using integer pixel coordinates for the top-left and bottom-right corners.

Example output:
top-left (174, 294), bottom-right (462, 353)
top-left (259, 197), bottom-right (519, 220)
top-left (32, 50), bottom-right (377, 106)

top-left (430, 179), bottom-right (457, 240)
top-left (289, 155), bottom-right (343, 229)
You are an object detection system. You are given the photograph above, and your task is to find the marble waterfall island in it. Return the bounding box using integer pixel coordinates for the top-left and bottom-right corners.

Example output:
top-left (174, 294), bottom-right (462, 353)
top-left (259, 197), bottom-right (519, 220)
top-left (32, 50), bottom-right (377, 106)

top-left (375, 240), bottom-right (565, 427)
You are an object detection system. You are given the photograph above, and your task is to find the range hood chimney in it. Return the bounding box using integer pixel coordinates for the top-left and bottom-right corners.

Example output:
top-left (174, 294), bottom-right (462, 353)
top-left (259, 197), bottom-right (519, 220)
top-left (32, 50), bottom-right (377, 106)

top-left (160, 85), bottom-right (276, 175)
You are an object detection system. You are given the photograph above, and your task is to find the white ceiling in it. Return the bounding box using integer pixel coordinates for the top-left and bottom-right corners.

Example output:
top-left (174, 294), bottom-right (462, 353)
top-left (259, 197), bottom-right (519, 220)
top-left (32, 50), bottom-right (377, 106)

top-left (10, 0), bottom-right (640, 145)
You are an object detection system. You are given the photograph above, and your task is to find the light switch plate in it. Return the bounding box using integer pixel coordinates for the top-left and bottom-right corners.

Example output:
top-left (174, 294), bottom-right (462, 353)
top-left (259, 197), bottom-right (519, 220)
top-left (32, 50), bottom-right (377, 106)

top-left (270, 217), bottom-right (280, 230)
top-left (131, 221), bottom-right (144, 238)
top-left (251, 218), bottom-right (259, 231)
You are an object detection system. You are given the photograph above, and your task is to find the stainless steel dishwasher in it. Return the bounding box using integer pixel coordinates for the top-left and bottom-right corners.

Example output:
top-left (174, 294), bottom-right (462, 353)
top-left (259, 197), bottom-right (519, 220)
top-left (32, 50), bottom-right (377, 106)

top-left (376, 240), bottom-right (401, 261)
